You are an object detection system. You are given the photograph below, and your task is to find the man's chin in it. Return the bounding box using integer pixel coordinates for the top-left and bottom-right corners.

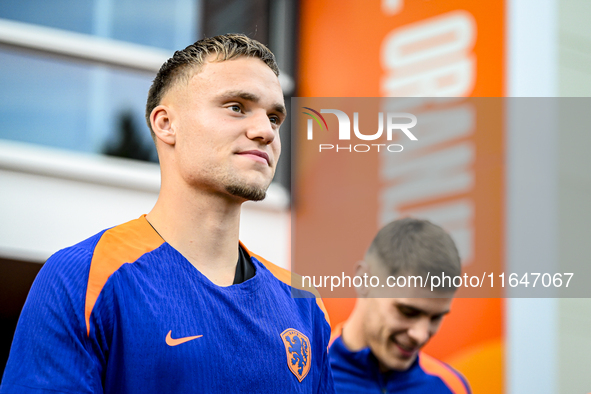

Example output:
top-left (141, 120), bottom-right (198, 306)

top-left (225, 183), bottom-right (268, 201)
top-left (378, 342), bottom-right (419, 371)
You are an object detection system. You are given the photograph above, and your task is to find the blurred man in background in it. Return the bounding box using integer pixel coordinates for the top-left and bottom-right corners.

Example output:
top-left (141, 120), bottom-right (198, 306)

top-left (1, 34), bottom-right (334, 394)
top-left (329, 218), bottom-right (471, 393)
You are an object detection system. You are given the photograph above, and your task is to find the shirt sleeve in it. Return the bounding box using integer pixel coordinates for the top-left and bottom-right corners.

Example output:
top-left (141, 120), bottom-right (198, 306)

top-left (0, 247), bottom-right (106, 394)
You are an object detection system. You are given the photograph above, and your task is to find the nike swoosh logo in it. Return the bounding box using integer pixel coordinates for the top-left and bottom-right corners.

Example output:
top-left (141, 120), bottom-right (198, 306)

top-left (165, 330), bottom-right (203, 346)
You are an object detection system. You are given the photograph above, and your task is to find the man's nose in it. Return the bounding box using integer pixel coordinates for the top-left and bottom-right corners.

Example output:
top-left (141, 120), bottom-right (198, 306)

top-left (246, 111), bottom-right (276, 144)
top-left (407, 318), bottom-right (431, 346)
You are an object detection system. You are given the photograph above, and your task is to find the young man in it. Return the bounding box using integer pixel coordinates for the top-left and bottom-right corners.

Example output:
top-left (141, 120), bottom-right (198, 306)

top-left (329, 218), bottom-right (471, 393)
top-left (1, 34), bottom-right (334, 394)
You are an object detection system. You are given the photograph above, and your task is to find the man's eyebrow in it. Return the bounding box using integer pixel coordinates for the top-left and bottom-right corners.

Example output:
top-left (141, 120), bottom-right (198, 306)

top-left (273, 104), bottom-right (287, 117)
top-left (396, 303), bottom-right (423, 313)
top-left (219, 90), bottom-right (259, 103)
top-left (396, 302), bottom-right (450, 317)
top-left (218, 90), bottom-right (286, 116)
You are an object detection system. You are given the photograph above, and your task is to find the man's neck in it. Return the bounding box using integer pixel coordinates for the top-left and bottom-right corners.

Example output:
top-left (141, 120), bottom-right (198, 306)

top-left (340, 304), bottom-right (369, 352)
top-left (146, 187), bottom-right (244, 287)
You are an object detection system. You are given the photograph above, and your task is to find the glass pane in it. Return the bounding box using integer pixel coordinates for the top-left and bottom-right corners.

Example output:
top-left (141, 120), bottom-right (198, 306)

top-left (0, 0), bottom-right (199, 51)
top-left (0, 49), bottom-right (157, 162)
top-left (0, 0), bottom-right (94, 34)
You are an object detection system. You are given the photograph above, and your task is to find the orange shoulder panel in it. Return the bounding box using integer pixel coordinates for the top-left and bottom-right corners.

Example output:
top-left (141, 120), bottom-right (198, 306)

top-left (241, 242), bottom-right (331, 327)
top-left (85, 216), bottom-right (164, 336)
top-left (329, 321), bottom-right (344, 347)
top-left (419, 352), bottom-right (470, 394)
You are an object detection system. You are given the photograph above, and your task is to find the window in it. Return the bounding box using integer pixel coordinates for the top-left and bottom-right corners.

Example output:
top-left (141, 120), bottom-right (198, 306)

top-left (0, 0), bottom-right (200, 162)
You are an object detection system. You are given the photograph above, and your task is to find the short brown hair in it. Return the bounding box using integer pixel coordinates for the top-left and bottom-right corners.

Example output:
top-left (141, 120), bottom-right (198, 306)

top-left (145, 33), bottom-right (280, 138)
top-left (367, 218), bottom-right (461, 287)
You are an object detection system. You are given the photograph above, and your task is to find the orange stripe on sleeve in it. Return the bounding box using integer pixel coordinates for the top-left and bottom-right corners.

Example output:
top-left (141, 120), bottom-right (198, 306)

top-left (419, 353), bottom-right (470, 394)
top-left (85, 216), bottom-right (164, 336)
top-left (241, 242), bottom-right (331, 327)
top-left (328, 321), bottom-right (344, 347)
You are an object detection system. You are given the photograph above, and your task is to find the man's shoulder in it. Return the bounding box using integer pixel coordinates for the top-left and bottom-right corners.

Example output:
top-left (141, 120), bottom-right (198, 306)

top-left (42, 228), bottom-right (107, 274)
top-left (47, 215), bottom-right (163, 269)
top-left (327, 327), bottom-right (372, 372)
top-left (242, 243), bottom-right (331, 326)
top-left (85, 215), bottom-right (165, 267)
top-left (39, 216), bottom-right (167, 336)
top-left (417, 353), bottom-right (471, 394)
top-left (39, 215), bottom-right (165, 297)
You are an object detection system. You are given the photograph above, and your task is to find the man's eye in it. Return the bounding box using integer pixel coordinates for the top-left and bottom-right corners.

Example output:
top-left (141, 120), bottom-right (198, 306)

top-left (229, 105), bottom-right (241, 113)
top-left (269, 116), bottom-right (280, 125)
top-left (398, 307), bottom-right (420, 318)
top-left (431, 314), bottom-right (444, 322)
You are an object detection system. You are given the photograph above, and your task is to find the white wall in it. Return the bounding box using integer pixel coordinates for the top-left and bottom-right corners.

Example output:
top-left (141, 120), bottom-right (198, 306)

top-left (506, 0), bottom-right (558, 393)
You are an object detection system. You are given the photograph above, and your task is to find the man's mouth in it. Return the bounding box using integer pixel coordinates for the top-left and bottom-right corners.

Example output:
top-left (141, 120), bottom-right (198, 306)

top-left (390, 337), bottom-right (418, 358)
top-left (395, 343), bottom-right (416, 358)
top-left (237, 150), bottom-right (270, 165)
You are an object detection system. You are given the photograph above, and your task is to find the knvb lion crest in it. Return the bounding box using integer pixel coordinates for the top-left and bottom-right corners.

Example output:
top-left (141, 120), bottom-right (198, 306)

top-left (280, 328), bottom-right (311, 382)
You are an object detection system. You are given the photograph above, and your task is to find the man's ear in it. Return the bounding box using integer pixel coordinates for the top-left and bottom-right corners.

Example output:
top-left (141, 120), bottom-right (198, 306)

top-left (150, 105), bottom-right (176, 146)
top-left (354, 260), bottom-right (370, 298)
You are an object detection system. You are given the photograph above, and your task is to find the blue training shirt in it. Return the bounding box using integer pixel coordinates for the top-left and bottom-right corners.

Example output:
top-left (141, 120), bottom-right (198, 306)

top-left (329, 332), bottom-right (471, 394)
top-left (1, 216), bottom-right (335, 393)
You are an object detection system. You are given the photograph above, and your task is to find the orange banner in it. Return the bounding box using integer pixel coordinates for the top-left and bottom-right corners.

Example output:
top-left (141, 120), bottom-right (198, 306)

top-left (296, 1), bottom-right (505, 393)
